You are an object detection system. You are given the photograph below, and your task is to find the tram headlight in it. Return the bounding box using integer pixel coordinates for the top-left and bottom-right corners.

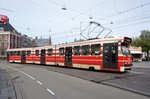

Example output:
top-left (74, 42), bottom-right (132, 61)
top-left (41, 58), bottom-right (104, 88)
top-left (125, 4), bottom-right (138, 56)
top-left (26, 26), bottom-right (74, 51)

top-left (124, 62), bottom-right (128, 64)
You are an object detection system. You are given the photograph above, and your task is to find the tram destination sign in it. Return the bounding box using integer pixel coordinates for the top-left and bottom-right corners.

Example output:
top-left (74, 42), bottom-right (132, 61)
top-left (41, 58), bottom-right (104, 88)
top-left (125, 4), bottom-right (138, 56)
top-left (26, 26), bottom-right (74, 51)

top-left (124, 37), bottom-right (132, 43)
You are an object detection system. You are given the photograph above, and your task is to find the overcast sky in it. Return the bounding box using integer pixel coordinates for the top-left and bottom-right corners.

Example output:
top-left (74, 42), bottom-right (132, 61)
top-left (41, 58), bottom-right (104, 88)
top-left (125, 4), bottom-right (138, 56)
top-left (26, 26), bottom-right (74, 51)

top-left (0, 0), bottom-right (150, 44)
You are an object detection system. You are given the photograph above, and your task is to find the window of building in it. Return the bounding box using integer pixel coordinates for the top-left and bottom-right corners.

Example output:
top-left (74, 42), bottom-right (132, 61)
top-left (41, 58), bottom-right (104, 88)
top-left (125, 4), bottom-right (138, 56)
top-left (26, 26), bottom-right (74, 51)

top-left (35, 50), bottom-right (39, 56)
top-left (4, 43), bottom-right (8, 47)
top-left (27, 50), bottom-right (31, 56)
top-left (91, 44), bottom-right (101, 55)
top-left (0, 28), bottom-right (3, 32)
top-left (59, 48), bottom-right (64, 55)
top-left (74, 46), bottom-right (80, 55)
top-left (1, 50), bottom-right (5, 55)
top-left (48, 49), bottom-right (53, 56)
top-left (81, 45), bottom-right (90, 55)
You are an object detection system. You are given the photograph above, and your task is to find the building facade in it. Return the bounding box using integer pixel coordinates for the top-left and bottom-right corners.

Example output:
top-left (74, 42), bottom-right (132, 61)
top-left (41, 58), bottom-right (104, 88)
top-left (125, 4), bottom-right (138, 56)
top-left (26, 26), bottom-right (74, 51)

top-left (21, 34), bottom-right (32, 48)
top-left (35, 36), bottom-right (52, 47)
top-left (129, 46), bottom-right (143, 62)
top-left (0, 15), bottom-right (32, 58)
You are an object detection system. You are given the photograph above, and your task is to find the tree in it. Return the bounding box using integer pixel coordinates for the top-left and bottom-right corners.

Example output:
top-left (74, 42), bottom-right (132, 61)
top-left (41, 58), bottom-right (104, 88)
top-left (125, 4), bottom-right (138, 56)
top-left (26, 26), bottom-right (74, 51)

top-left (131, 30), bottom-right (150, 61)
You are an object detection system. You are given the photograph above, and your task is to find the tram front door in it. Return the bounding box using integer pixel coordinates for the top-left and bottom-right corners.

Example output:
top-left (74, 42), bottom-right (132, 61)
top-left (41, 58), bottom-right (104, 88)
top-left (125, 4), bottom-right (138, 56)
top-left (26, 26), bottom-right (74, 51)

top-left (103, 43), bottom-right (118, 69)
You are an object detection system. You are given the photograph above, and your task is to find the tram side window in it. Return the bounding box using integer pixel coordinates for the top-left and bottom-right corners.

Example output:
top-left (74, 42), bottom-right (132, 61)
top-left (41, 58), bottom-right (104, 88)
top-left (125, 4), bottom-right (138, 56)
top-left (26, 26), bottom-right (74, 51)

top-left (27, 50), bottom-right (31, 56)
top-left (35, 50), bottom-right (39, 56)
top-left (10, 51), bottom-right (13, 56)
top-left (48, 49), bottom-right (53, 56)
top-left (14, 51), bottom-right (17, 56)
top-left (91, 44), bottom-right (100, 55)
top-left (17, 51), bottom-right (20, 56)
top-left (11, 51), bottom-right (14, 56)
top-left (41, 50), bottom-right (45, 55)
top-left (74, 46), bottom-right (80, 55)
top-left (59, 48), bottom-right (64, 55)
top-left (81, 45), bottom-right (90, 55)
top-left (22, 51), bottom-right (26, 55)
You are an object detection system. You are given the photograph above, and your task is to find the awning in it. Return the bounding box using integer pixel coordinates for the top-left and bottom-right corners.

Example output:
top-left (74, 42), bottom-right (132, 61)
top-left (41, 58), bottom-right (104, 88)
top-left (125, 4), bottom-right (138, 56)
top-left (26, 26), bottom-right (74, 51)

top-left (130, 51), bottom-right (142, 54)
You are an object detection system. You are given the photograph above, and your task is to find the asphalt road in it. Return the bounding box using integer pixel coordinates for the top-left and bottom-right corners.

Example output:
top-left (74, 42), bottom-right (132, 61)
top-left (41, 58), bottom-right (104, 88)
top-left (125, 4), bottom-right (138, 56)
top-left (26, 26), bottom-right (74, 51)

top-left (0, 60), bottom-right (149, 99)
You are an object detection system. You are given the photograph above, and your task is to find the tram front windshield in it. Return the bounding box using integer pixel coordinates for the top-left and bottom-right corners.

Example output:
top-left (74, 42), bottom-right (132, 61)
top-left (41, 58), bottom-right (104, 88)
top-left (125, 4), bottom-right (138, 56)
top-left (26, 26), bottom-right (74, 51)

top-left (121, 43), bottom-right (130, 56)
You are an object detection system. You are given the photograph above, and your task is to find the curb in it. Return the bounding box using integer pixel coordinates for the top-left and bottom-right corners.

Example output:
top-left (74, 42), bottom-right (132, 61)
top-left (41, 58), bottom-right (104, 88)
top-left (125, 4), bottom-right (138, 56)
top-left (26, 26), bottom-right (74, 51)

top-left (0, 69), bottom-right (17, 99)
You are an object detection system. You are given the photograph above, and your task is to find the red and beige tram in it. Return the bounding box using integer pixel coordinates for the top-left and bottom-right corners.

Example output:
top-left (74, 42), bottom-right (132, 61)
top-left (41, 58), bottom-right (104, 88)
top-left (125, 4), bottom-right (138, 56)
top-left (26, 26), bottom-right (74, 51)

top-left (7, 36), bottom-right (133, 72)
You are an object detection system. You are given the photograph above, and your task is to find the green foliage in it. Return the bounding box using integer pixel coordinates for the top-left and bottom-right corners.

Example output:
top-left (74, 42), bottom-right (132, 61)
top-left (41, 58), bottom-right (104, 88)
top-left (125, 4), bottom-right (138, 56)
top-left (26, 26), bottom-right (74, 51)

top-left (132, 30), bottom-right (150, 61)
top-left (131, 37), bottom-right (140, 46)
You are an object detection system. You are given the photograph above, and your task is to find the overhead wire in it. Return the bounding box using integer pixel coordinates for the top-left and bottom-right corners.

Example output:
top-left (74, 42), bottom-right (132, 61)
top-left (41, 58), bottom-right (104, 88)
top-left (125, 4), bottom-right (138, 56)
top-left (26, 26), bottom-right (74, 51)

top-left (0, 7), bottom-right (15, 12)
top-left (25, 0), bottom-right (70, 17)
top-left (111, 19), bottom-right (150, 30)
top-left (116, 9), bottom-right (150, 24)
top-left (51, 18), bottom-right (150, 41)
top-left (100, 1), bottom-right (150, 20)
top-left (47, 0), bottom-right (82, 14)
top-left (46, 0), bottom-right (107, 20)
top-left (26, 0), bottom-right (150, 38)
top-left (46, 0), bottom-right (115, 38)
top-left (51, 18), bottom-right (150, 40)
top-left (103, 12), bottom-right (150, 27)
top-left (122, 15), bottom-right (150, 23)
top-left (24, 0), bottom-right (78, 34)
top-left (79, 0), bottom-right (110, 15)
top-left (46, 0), bottom-right (150, 26)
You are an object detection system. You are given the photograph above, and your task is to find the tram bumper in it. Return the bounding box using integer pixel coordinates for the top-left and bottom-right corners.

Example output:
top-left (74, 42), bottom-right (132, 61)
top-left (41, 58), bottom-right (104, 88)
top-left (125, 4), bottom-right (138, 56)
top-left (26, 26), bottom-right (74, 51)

top-left (124, 63), bottom-right (133, 71)
top-left (120, 64), bottom-right (133, 72)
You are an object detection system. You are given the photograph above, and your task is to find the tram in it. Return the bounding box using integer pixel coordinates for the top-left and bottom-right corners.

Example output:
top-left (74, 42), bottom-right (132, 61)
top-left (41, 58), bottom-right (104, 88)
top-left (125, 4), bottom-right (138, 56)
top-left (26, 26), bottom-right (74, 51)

top-left (7, 36), bottom-right (133, 72)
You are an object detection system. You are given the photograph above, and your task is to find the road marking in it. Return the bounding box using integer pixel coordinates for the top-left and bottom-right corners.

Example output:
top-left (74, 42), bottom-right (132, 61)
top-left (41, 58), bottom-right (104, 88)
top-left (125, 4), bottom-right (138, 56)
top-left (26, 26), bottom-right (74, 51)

top-left (5, 65), bottom-right (35, 80)
top-left (37, 80), bottom-right (43, 85)
top-left (2, 65), bottom-right (55, 96)
top-left (47, 88), bottom-right (55, 95)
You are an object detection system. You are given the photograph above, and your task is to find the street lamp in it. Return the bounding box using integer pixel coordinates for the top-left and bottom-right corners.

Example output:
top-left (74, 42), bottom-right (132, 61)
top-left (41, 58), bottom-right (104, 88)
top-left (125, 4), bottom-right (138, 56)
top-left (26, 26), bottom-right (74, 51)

top-left (62, 6), bottom-right (67, 10)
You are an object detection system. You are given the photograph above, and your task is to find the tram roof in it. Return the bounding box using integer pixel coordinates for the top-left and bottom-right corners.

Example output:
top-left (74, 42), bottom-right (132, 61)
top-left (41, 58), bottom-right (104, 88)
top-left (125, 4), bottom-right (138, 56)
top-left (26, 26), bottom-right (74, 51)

top-left (7, 36), bottom-right (130, 51)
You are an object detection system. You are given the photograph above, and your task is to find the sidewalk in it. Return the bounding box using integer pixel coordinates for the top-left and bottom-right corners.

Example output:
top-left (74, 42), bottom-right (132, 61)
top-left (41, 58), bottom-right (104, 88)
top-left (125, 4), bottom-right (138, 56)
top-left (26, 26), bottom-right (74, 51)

top-left (0, 68), bottom-right (16, 99)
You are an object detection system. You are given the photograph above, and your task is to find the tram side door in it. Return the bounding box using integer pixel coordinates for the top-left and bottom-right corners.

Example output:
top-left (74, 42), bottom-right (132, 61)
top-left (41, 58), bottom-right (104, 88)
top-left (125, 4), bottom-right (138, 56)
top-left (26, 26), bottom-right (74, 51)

top-left (21, 51), bottom-right (26, 64)
top-left (7, 51), bottom-right (9, 61)
top-left (65, 47), bottom-right (72, 67)
top-left (103, 43), bottom-right (118, 69)
top-left (41, 49), bottom-right (46, 65)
